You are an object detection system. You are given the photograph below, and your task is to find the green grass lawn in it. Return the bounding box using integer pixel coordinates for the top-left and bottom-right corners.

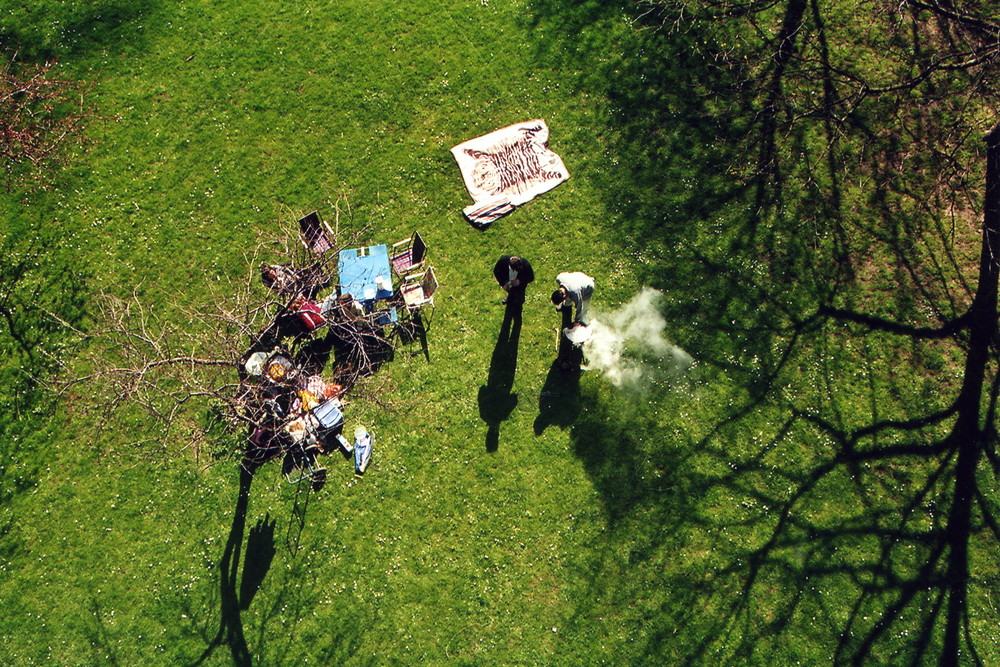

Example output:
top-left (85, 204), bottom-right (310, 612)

top-left (2, 0), bottom-right (999, 664)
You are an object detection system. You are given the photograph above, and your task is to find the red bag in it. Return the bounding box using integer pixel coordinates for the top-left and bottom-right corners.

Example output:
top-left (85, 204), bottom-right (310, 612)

top-left (296, 299), bottom-right (325, 331)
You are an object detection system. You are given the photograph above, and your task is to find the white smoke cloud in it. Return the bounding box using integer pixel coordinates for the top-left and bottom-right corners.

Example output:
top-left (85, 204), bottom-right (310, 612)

top-left (582, 288), bottom-right (692, 389)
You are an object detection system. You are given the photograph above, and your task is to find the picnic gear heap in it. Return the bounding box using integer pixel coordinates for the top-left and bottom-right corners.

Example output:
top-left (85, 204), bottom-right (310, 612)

top-left (451, 119), bottom-right (570, 228)
top-left (238, 212), bottom-right (438, 486)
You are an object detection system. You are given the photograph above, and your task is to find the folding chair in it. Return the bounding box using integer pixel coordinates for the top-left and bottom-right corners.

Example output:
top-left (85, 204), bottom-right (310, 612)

top-left (298, 211), bottom-right (335, 256)
top-left (389, 231), bottom-right (427, 277)
top-left (282, 442), bottom-right (326, 485)
top-left (276, 296), bottom-right (327, 346)
top-left (281, 399), bottom-right (344, 484)
top-left (399, 265), bottom-right (437, 327)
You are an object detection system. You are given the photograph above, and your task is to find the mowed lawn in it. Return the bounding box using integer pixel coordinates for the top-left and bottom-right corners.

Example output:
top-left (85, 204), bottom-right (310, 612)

top-left (3, 0), bottom-right (999, 665)
top-left (0, 1), bottom-right (656, 664)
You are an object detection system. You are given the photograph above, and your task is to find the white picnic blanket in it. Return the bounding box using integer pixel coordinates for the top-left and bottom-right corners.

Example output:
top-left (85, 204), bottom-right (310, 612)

top-left (451, 119), bottom-right (569, 225)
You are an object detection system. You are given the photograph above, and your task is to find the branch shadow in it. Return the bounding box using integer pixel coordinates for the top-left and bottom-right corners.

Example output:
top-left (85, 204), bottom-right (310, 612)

top-left (0, 227), bottom-right (88, 565)
top-left (527, 0), bottom-right (998, 663)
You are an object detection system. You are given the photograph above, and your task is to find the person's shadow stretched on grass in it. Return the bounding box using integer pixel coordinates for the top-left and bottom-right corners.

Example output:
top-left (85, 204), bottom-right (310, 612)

top-left (534, 308), bottom-right (583, 435)
top-left (478, 299), bottom-right (523, 452)
top-left (239, 513), bottom-right (277, 611)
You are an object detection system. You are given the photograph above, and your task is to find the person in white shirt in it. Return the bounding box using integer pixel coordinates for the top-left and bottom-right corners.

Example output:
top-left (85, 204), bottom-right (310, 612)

top-left (551, 271), bottom-right (594, 327)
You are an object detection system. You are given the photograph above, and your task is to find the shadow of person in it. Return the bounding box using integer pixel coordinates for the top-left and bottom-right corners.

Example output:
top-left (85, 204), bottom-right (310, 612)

top-left (534, 308), bottom-right (583, 435)
top-left (239, 513), bottom-right (277, 611)
top-left (478, 299), bottom-right (523, 452)
top-left (191, 461), bottom-right (256, 667)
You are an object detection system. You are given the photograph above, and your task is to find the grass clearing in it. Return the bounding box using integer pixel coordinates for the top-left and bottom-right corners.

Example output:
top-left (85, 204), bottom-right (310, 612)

top-left (1, 0), bottom-right (999, 664)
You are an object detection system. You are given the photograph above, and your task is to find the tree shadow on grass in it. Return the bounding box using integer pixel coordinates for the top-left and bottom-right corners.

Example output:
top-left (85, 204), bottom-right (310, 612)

top-left (190, 462), bottom-right (257, 666)
top-left (528, 0), bottom-right (1000, 663)
top-left (569, 384), bottom-right (699, 527)
top-left (186, 460), bottom-right (363, 666)
top-left (0, 228), bottom-right (87, 568)
top-left (0, 0), bottom-right (159, 61)
top-left (239, 513), bottom-right (276, 612)
top-left (558, 327), bottom-right (992, 663)
top-left (84, 596), bottom-right (122, 665)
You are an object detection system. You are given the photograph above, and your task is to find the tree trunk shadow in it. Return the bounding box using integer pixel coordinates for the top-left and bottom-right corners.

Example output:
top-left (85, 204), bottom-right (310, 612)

top-left (189, 462), bottom-right (255, 667)
top-left (527, 1), bottom-right (1000, 663)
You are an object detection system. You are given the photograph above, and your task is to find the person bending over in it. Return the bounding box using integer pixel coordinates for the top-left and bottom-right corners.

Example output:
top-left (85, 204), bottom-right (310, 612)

top-left (551, 271), bottom-right (594, 328)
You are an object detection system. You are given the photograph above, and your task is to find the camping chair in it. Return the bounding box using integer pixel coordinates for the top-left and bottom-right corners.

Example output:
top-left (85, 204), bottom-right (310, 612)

top-left (278, 296), bottom-right (326, 345)
top-left (298, 211), bottom-right (335, 256)
top-left (282, 441), bottom-right (326, 485)
top-left (389, 231), bottom-right (427, 277)
top-left (399, 265), bottom-right (437, 326)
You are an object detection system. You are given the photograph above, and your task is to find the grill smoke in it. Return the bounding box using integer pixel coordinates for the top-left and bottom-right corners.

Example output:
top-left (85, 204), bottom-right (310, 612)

top-left (582, 288), bottom-right (692, 389)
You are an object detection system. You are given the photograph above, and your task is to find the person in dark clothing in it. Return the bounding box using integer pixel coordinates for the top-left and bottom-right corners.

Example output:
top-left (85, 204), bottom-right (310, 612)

top-left (493, 255), bottom-right (534, 305)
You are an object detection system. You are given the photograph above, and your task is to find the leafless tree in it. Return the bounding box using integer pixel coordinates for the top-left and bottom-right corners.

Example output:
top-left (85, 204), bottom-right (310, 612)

top-left (0, 57), bottom-right (92, 187)
top-left (54, 211), bottom-right (403, 466)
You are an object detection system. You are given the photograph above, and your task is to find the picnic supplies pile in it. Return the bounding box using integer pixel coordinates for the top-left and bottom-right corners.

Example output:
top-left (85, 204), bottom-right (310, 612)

top-left (451, 119), bottom-right (570, 227)
top-left (236, 211), bottom-right (440, 486)
top-left (240, 345), bottom-right (368, 486)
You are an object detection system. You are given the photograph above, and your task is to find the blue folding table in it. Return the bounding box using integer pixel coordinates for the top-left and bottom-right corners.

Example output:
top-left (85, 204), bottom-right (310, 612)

top-left (338, 244), bottom-right (394, 303)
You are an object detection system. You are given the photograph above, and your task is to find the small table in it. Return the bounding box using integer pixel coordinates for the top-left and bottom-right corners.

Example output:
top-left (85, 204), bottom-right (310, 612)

top-left (338, 245), bottom-right (394, 303)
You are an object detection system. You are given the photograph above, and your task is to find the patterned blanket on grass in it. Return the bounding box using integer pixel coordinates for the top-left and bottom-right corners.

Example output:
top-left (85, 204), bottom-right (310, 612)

top-left (451, 119), bottom-right (569, 227)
